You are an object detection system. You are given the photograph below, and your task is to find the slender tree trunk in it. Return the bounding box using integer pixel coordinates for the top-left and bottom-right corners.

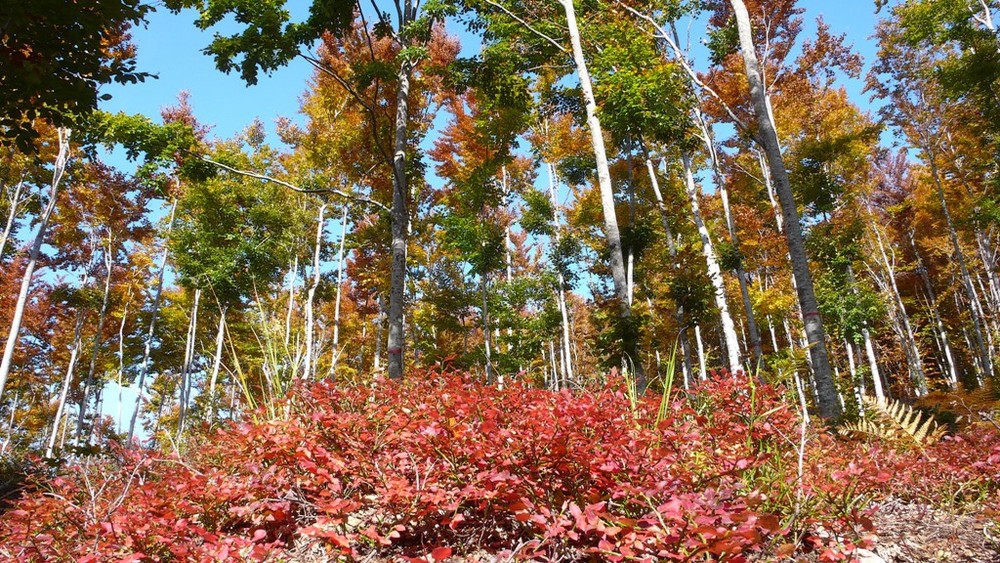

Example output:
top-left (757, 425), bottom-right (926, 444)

top-left (695, 324), bottom-right (707, 380)
top-left (926, 146), bottom-right (993, 378)
top-left (177, 288), bottom-right (201, 435)
top-left (387, 0), bottom-right (416, 380)
top-left (284, 257), bottom-right (298, 346)
top-left (46, 310), bottom-right (87, 458)
top-left (546, 162), bottom-right (575, 383)
top-left (863, 328), bottom-right (885, 401)
top-left (870, 222), bottom-right (926, 394)
top-left (0, 178), bottom-right (25, 261)
top-left (115, 296), bottom-right (129, 435)
top-left (640, 149), bottom-right (696, 379)
top-left (729, 0), bottom-right (840, 418)
top-left (303, 203), bottom-right (327, 380)
top-left (680, 152), bottom-right (742, 373)
top-left (911, 234), bottom-right (959, 388)
top-left (330, 206), bottom-right (348, 375)
top-left (374, 296), bottom-right (385, 372)
top-left (561, 0), bottom-right (643, 386)
top-left (695, 114), bottom-right (763, 369)
top-left (481, 273), bottom-right (494, 383)
top-left (128, 199), bottom-right (177, 444)
top-left (0, 128), bottom-right (70, 403)
top-left (75, 245), bottom-right (114, 443)
top-left (207, 305), bottom-right (227, 420)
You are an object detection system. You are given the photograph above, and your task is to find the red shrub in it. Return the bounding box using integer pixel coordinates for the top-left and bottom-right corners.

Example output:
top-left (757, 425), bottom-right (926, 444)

top-left (4, 370), bottom-right (993, 562)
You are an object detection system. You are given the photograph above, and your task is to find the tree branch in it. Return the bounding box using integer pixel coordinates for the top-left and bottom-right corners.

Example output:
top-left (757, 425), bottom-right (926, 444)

top-left (482, 0), bottom-right (568, 54)
top-left (199, 155), bottom-right (390, 212)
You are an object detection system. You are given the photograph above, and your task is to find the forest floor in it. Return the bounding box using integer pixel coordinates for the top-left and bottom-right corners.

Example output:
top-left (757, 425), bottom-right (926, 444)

top-left (861, 498), bottom-right (999, 562)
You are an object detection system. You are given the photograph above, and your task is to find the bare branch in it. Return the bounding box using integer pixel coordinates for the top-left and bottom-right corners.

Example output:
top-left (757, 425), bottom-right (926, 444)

top-left (199, 155), bottom-right (390, 213)
top-left (300, 54), bottom-right (378, 116)
top-left (482, 0), bottom-right (568, 54)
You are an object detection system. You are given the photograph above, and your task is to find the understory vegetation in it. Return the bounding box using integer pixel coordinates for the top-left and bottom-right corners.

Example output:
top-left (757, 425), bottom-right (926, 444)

top-left (1, 371), bottom-right (998, 561)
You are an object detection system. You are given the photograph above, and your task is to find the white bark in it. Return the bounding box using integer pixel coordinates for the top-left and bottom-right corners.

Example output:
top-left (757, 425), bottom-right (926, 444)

top-left (207, 306), bottom-right (227, 419)
top-left (45, 303), bottom-right (88, 458)
top-left (0, 177), bottom-right (26, 260)
top-left (546, 163), bottom-right (575, 384)
top-left (561, 0), bottom-right (643, 384)
top-left (329, 205), bottom-right (349, 376)
top-left (127, 199), bottom-right (177, 444)
top-left (695, 324), bottom-right (707, 380)
top-left (177, 288), bottom-right (201, 435)
top-left (284, 257), bottom-right (298, 346)
top-left (303, 203), bottom-right (327, 380)
top-left (680, 153), bottom-right (742, 373)
top-left (0, 128), bottom-right (70, 403)
top-left (75, 245), bottom-right (115, 443)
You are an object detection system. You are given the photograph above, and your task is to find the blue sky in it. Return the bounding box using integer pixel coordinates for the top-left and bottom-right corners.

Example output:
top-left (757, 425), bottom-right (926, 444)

top-left (98, 1), bottom-right (885, 149)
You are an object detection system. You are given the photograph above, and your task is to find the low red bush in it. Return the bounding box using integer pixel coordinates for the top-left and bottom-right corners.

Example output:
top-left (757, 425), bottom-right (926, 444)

top-left (1, 371), bottom-right (996, 562)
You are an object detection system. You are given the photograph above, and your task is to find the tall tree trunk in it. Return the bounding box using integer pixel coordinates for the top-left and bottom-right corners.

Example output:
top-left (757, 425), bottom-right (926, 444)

top-left (640, 148), bottom-right (696, 380)
top-left (284, 257), bottom-right (298, 346)
top-left (0, 128), bottom-right (70, 403)
top-left (729, 0), bottom-right (840, 418)
top-left (128, 199), bottom-right (177, 444)
top-left (871, 220), bottom-right (926, 394)
top-left (115, 296), bottom-right (129, 435)
top-left (546, 162), bottom-right (575, 384)
top-left (0, 177), bottom-right (25, 261)
top-left (694, 324), bottom-right (707, 380)
top-left (387, 0), bottom-right (416, 380)
top-left (75, 244), bottom-right (114, 443)
top-left (374, 296), bottom-right (385, 372)
top-left (481, 273), bottom-right (494, 383)
top-left (177, 288), bottom-right (201, 435)
top-left (926, 146), bottom-right (993, 378)
top-left (680, 152), bottom-right (742, 373)
top-left (329, 205), bottom-right (349, 376)
top-left (911, 233), bottom-right (959, 387)
top-left (45, 310), bottom-right (87, 458)
top-left (561, 0), bottom-right (644, 387)
top-left (207, 305), bottom-right (227, 420)
top-left (695, 114), bottom-right (763, 369)
top-left (303, 203), bottom-right (327, 380)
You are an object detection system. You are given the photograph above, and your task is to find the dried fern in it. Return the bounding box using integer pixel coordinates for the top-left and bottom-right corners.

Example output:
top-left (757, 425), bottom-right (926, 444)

top-left (917, 383), bottom-right (1000, 430)
top-left (839, 396), bottom-right (946, 448)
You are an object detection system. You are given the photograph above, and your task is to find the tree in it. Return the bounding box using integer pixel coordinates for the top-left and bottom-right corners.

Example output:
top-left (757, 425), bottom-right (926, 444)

top-left (727, 0), bottom-right (841, 419)
top-left (165, 0), bottom-right (457, 382)
top-left (0, 0), bottom-right (152, 150)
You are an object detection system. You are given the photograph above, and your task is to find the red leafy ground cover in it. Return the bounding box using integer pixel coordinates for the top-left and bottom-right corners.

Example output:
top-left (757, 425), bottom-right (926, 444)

top-left (0, 371), bottom-right (997, 562)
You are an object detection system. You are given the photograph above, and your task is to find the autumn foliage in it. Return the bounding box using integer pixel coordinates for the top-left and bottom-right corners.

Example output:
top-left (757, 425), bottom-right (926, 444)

top-left (0, 371), bottom-right (996, 562)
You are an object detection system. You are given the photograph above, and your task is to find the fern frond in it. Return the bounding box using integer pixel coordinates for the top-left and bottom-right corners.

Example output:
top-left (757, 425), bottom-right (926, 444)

top-left (854, 396), bottom-right (946, 448)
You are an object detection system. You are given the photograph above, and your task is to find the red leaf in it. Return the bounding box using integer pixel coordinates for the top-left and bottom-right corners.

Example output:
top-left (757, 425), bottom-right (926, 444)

top-left (431, 546), bottom-right (452, 561)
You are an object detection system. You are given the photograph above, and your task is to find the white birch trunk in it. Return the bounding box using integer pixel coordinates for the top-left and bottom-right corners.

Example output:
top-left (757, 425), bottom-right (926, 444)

top-left (127, 199), bottom-right (177, 444)
top-left (680, 152), bottom-right (742, 373)
top-left (75, 245), bottom-right (115, 443)
top-left (0, 128), bottom-right (70, 403)
top-left (329, 205), bottom-right (348, 376)
top-left (0, 178), bottom-right (25, 260)
top-left (303, 203), bottom-right (327, 380)
top-left (561, 0), bottom-right (643, 384)
top-left (177, 288), bottom-right (201, 435)
top-left (207, 306), bottom-right (227, 419)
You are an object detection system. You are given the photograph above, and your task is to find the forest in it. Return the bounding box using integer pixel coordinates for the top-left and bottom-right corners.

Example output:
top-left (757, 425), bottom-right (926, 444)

top-left (0, 0), bottom-right (999, 560)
